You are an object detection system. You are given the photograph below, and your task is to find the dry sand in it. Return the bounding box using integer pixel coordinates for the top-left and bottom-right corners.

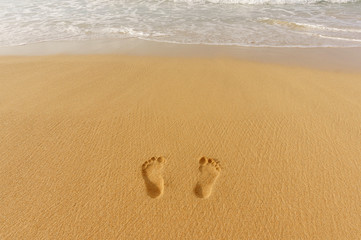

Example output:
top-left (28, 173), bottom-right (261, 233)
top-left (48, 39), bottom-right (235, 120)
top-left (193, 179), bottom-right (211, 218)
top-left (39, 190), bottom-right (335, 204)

top-left (1, 55), bottom-right (361, 239)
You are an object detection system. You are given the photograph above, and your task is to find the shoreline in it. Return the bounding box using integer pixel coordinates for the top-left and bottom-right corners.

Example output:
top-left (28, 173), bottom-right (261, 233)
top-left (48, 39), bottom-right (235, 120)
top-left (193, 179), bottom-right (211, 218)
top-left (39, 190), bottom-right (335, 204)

top-left (1, 38), bottom-right (361, 72)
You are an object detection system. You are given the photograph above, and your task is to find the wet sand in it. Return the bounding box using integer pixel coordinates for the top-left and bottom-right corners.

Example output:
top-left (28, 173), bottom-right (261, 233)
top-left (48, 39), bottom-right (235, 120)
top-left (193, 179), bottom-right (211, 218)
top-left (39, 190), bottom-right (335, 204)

top-left (1, 55), bottom-right (361, 239)
top-left (1, 38), bottom-right (361, 71)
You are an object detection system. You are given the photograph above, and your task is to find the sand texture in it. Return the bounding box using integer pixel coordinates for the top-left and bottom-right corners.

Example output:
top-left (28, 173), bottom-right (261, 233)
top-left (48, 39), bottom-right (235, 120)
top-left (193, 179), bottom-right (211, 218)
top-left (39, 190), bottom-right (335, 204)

top-left (1, 55), bottom-right (361, 239)
top-left (194, 157), bottom-right (221, 198)
top-left (142, 157), bottom-right (166, 198)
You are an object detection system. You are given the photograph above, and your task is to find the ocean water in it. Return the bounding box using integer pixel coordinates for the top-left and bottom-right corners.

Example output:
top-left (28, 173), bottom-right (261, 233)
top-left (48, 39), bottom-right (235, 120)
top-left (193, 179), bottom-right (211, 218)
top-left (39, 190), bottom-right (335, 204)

top-left (0, 0), bottom-right (360, 48)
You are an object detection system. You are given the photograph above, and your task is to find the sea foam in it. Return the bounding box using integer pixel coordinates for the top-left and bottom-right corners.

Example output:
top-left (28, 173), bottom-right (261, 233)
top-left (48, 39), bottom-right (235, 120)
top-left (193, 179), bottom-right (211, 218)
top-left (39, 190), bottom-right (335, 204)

top-left (173, 0), bottom-right (359, 4)
top-left (0, 0), bottom-right (360, 48)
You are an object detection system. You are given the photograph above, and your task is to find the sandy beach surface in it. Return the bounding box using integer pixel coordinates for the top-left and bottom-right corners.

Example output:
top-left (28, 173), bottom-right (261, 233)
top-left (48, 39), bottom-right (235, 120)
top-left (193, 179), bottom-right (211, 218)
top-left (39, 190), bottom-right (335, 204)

top-left (2, 39), bottom-right (361, 72)
top-left (1, 55), bottom-right (361, 239)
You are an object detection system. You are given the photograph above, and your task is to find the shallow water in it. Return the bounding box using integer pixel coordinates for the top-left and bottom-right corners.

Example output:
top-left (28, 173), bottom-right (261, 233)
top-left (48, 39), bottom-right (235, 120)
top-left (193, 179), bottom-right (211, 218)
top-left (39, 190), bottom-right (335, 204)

top-left (0, 0), bottom-right (360, 47)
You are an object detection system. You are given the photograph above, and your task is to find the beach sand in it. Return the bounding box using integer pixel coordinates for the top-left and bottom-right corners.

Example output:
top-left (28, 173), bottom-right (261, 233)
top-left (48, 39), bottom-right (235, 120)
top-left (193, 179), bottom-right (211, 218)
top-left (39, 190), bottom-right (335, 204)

top-left (1, 55), bottom-right (361, 239)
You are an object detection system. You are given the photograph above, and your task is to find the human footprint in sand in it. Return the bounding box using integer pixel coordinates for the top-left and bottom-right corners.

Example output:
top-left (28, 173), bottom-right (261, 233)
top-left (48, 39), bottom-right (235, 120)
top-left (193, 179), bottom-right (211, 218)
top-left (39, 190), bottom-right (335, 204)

top-left (142, 156), bottom-right (221, 199)
top-left (194, 157), bottom-right (221, 199)
top-left (142, 157), bottom-right (166, 198)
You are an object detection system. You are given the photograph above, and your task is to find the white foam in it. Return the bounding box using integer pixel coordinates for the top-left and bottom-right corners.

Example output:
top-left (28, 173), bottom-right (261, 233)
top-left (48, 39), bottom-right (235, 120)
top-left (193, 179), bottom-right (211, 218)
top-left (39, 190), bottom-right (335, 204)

top-left (0, 0), bottom-right (360, 48)
top-left (291, 22), bottom-right (361, 33)
top-left (173, 0), bottom-right (359, 4)
top-left (318, 35), bottom-right (361, 42)
top-left (260, 18), bottom-right (361, 33)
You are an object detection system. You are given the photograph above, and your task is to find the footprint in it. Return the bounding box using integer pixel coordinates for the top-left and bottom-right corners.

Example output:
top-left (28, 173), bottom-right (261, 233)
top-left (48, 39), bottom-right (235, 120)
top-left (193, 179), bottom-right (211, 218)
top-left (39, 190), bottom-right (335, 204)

top-left (194, 157), bottom-right (221, 199)
top-left (142, 157), bottom-right (166, 198)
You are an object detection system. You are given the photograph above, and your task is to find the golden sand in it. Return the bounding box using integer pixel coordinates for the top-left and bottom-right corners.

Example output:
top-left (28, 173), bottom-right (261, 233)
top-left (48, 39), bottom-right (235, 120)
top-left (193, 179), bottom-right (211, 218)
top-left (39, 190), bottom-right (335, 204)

top-left (1, 55), bottom-right (361, 239)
